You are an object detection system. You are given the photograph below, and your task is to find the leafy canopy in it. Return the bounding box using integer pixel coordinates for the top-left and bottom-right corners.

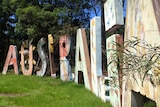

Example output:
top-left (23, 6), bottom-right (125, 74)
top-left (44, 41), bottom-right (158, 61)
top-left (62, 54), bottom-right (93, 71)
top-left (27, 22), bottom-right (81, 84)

top-left (14, 0), bottom-right (97, 44)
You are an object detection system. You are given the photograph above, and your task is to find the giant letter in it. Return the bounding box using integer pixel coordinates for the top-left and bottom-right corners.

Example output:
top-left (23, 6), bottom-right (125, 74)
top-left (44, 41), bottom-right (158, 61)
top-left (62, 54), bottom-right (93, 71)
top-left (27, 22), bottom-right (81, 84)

top-left (107, 34), bottom-right (123, 107)
top-left (20, 45), bottom-right (33, 75)
top-left (90, 17), bottom-right (102, 96)
top-left (123, 0), bottom-right (160, 107)
top-left (48, 34), bottom-right (56, 78)
top-left (2, 45), bottom-right (19, 74)
top-left (36, 38), bottom-right (47, 76)
top-left (75, 28), bottom-right (92, 90)
top-left (59, 35), bottom-right (72, 81)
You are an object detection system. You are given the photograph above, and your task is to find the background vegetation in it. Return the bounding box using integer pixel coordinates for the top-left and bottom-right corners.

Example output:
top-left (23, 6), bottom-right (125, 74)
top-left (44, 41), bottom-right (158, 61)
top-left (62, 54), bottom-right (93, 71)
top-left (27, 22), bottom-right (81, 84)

top-left (107, 37), bottom-right (160, 87)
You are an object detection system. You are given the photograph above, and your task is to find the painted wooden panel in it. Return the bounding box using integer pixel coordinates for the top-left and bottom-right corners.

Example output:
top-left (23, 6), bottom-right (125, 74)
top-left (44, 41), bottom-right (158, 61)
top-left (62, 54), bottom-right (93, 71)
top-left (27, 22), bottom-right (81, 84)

top-left (48, 34), bottom-right (54, 53)
top-left (125, 0), bottom-right (160, 46)
top-left (60, 57), bottom-right (72, 81)
top-left (90, 17), bottom-right (102, 96)
top-left (104, 0), bottom-right (124, 32)
top-left (152, 0), bottom-right (160, 31)
top-left (107, 34), bottom-right (123, 107)
top-left (75, 28), bottom-right (92, 90)
top-left (59, 35), bottom-right (72, 81)
top-left (123, 0), bottom-right (160, 107)
top-left (48, 34), bottom-right (56, 78)
top-left (97, 76), bottom-right (111, 102)
top-left (36, 38), bottom-right (47, 76)
top-left (20, 45), bottom-right (33, 75)
top-left (2, 45), bottom-right (19, 75)
top-left (59, 35), bottom-right (70, 57)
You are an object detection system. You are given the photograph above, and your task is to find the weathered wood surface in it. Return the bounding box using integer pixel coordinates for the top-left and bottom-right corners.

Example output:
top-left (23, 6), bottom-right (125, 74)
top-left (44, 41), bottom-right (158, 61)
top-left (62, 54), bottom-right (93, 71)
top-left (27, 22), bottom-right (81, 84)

top-left (75, 28), bottom-right (92, 90)
top-left (90, 17), bottom-right (102, 96)
top-left (36, 38), bottom-right (47, 76)
top-left (20, 45), bottom-right (33, 75)
top-left (59, 35), bottom-right (72, 81)
top-left (104, 0), bottom-right (124, 32)
top-left (48, 34), bottom-right (56, 78)
top-left (2, 45), bottom-right (19, 75)
top-left (107, 34), bottom-right (123, 107)
top-left (123, 0), bottom-right (160, 107)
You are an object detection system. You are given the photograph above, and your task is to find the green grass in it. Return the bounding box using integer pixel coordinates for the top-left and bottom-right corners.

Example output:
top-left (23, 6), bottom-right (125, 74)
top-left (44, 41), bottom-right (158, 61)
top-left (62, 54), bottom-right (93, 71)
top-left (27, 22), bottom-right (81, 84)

top-left (0, 74), bottom-right (112, 107)
top-left (143, 101), bottom-right (156, 107)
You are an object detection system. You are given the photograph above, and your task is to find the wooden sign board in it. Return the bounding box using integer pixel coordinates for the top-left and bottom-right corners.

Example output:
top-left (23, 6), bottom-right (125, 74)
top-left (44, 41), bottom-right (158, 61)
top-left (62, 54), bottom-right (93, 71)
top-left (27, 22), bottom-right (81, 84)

top-left (104, 0), bottom-right (124, 32)
top-left (90, 17), bottom-right (102, 96)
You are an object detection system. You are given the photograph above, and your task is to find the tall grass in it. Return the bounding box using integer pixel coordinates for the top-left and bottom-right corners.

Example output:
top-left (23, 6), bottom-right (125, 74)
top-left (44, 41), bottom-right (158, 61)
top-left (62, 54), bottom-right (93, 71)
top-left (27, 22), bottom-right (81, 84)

top-left (0, 74), bottom-right (112, 107)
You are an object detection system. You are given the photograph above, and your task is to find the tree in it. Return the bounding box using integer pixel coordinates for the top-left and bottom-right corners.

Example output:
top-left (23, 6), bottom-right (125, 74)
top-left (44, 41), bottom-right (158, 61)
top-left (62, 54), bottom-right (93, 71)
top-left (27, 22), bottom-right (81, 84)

top-left (14, 0), bottom-right (95, 45)
top-left (14, 0), bottom-right (97, 68)
top-left (0, 0), bottom-right (17, 69)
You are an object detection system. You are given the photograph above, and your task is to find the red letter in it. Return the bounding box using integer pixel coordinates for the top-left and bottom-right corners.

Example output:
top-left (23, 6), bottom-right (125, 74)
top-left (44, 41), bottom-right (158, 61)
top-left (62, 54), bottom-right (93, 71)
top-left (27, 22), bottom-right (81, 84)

top-left (2, 45), bottom-right (19, 74)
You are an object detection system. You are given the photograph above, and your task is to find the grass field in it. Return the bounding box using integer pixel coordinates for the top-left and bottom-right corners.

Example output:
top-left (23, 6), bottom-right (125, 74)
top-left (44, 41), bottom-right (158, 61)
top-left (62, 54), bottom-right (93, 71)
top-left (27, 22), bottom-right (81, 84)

top-left (0, 74), bottom-right (112, 107)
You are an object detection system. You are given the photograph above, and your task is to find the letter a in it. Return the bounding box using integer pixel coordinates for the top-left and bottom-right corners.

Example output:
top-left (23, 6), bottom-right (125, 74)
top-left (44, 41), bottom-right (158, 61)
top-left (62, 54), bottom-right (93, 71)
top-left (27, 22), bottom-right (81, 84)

top-left (2, 45), bottom-right (19, 74)
top-left (75, 28), bottom-right (92, 90)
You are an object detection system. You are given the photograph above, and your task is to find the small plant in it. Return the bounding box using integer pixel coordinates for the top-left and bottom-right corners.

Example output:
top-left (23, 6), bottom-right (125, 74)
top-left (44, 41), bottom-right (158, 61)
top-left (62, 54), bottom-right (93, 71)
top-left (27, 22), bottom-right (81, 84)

top-left (108, 36), bottom-right (160, 86)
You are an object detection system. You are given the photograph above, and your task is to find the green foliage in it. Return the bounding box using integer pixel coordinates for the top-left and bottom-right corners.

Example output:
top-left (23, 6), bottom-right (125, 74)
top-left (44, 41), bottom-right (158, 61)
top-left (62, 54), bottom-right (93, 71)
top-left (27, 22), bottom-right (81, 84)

top-left (0, 74), bottom-right (112, 107)
top-left (108, 37), bottom-right (160, 86)
top-left (14, 0), bottom-right (96, 45)
top-left (143, 101), bottom-right (156, 107)
top-left (15, 5), bottom-right (59, 42)
top-left (0, 0), bottom-right (17, 69)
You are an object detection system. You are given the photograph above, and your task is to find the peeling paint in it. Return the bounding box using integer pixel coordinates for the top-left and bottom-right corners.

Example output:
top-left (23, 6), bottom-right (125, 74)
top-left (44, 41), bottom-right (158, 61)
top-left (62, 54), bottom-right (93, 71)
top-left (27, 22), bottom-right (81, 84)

top-left (36, 38), bottom-right (47, 76)
top-left (123, 0), bottom-right (160, 107)
top-left (90, 17), bottom-right (102, 96)
top-left (104, 0), bottom-right (124, 32)
top-left (75, 28), bottom-right (92, 90)
top-left (20, 45), bottom-right (33, 75)
top-left (107, 34), bottom-right (123, 107)
top-left (59, 35), bottom-right (72, 81)
top-left (48, 34), bottom-right (56, 77)
top-left (2, 45), bottom-right (19, 75)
